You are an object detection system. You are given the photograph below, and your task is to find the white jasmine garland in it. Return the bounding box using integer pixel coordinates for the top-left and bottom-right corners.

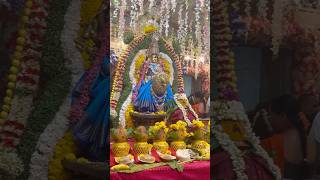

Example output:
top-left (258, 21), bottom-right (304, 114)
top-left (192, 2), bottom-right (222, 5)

top-left (118, 0), bottom-right (126, 40)
top-left (112, 0), bottom-right (120, 20)
top-left (170, 0), bottom-right (176, 12)
top-left (177, 4), bottom-right (183, 43)
top-left (214, 101), bottom-right (281, 179)
top-left (130, 0), bottom-right (138, 30)
top-left (214, 126), bottom-right (248, 180)
top-left (195, 0), bottom-right (201, 46)
top-left (183, 0), bottom-right (189, 42)
top-left (28, 0), bottom-right (83, 179)
top-left (0, 0), bottom-right (48, 177)
top-left (174, 94), bottom-right (191, 125)
top-left (164, 0), bottom-right (170, 37)
top-left (159, 0), bottom-right (166, 35)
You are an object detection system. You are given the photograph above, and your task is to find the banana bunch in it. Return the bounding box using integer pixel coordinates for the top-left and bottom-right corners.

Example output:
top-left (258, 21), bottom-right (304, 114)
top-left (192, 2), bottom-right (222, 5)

top-left (111, 164), bottom-right (130, 171)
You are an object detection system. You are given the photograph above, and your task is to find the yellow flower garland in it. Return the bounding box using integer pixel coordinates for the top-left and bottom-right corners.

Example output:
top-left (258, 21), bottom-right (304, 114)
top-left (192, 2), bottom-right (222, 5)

top-left (48, 131), bottom-right (76, 180)
top-left (0, 0), bottom-right (33, 124)
top-left (125, 104), bottom-right (134, 128)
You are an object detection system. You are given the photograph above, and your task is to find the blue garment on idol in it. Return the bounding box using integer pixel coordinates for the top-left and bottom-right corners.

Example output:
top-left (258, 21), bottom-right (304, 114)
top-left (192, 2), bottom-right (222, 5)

top-left (134, 80), bottom-right (175, 112)
top-left (73, 56), bottom-right (109, 162)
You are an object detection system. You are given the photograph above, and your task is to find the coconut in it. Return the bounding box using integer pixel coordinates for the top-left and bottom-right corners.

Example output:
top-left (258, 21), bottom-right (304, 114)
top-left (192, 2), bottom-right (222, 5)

top-left (176, 149), bottom-right (191, 162)
top-left (138, 154), bottom-right (155, 164)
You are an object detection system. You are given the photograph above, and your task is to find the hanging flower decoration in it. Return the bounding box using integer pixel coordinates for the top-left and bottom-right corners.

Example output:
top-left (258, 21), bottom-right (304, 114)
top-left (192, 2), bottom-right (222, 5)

top-left (213, 0), bottom-right (281, 179)
top-left (270, 0), bottom-right (286, 56)
top-left (213, 0), bottom-right (239, 101)
top-left (0, 0), bottom-right (49, 178)
top-left (129, 0), bottom-right (137, 30)
top-left (118, 0), bottom-right (126, 40)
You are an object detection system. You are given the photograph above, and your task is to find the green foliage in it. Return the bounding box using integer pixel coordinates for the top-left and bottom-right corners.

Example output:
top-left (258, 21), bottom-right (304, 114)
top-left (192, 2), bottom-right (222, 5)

top-left (167, 160), bottom-right (184, 172)
top-left (172, 39), bottom-right (181, 55)
top-left (123, 31), bottom-right (135, 44)
top-left (16, 0), bottom-right (72, 179)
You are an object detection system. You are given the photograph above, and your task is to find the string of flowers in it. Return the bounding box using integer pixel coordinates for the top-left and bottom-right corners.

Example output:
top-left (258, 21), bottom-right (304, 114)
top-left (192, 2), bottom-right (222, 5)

top-left (242, 111), bottom-right (281, 179)
top-left (129, 0), bottom-right (137, 31)
top-left (213, 0), bottom-right (239, 101)
top-left (0, 0), bottom-right (48, 178)
top-left (118, 0), bottom-right (126, 40)
top-left (112, 0), bottom-right (120, 20)
top-left (177, 4), bottom-right (184, 43)
top-left (213, 101), bottom-right (281, 179)
top-left (28, 0), bottom-right (83, 179)
top-left (159, 0), bottom-right (166, 35)
top-left (16, 0), bottom-right (72, 179)
top-left (0, 0), bottom-right (33, 124)
top-left (170, 0), bottom-right (177, 12)
top-left (183, 0), bottom-right (189, 50)
top-left (270, 0), bottom-right (283, 56)
top-left (214, 124), bottom-right (247, 179)
top-left (195, 0), bottom-right (201, 48)
top-left (213, 0), bottom-right (281, 179)
top-left (164, 0), bottom-right (170, 37)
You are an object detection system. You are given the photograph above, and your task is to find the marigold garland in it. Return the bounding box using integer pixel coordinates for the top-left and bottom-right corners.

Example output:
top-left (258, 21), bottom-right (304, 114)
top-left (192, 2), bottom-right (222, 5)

top-left (0, 0), bottom-right (34, 124)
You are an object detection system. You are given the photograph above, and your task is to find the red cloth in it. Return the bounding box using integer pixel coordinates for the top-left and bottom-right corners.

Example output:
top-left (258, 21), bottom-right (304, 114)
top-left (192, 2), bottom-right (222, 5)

top-left (170, 110), bottom-right (196, 123)
top-left (212, 150), bottom-right (275, 180)
top-left (110, 161), bottom-right (210, 180)
top-left (261, 133), bottom-right (284, 174)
